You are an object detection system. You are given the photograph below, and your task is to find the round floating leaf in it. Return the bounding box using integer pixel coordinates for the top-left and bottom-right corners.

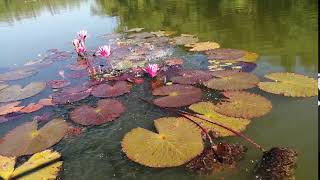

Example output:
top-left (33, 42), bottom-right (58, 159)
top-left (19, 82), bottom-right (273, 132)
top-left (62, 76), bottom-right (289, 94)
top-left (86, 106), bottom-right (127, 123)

top-left (151, 30), bottom-right (176, 37)
top-left (122, 117), bottom-right (204, 167)
top-left (165, 57), bottom-right (184, 66)
top-left (188, 102), bottom-right (250, 136)
top-left (206, 48), bottom-right (246, 60)
top-left (0, 68), bottom-right (37, 81)
top-left (258, 72), bottom-right (317, 97)
top-left (215, 91), bottom-right (272, 119)
top-left (171, 34), bottom-right (199, 45)
top-left (128, 32), bottom-right (154, 39)
top-left (47, 80), bottom-right (71, 89)
top-left (67, 64), bottom-right (88, 71)
top-left (0, 119), bottom-right (68, 157)
top-left (52, 86), bottom-right (91, 104)
top-left (126, 27), bottom-right (144, 33)
top-left (153, 84), bottom-right (203, 107)
top-left (0, 84), bottom-right (8, 91)
top-left (91, 81), bottom-right (132, 98)
top-left (204, 71), bottom-right (259, 91)
top-left (0, 82), bottom-right (46, 103)
top-left (185, 42), bottom-right (220, 52)
top-left (70, 99), bottom-right (125, 126)
top-left (19, 103), bottom-right (44, 113)
top-left (0, 102), bottom-right (24, 116)
top-left (38, 98), bottom-right (54, 106)
top-left (238, 51), bottom-right (259, 62)
top-left (171, 70), bottom-right (213, 85)
top-left (0, 150), bottom-right (62, 180)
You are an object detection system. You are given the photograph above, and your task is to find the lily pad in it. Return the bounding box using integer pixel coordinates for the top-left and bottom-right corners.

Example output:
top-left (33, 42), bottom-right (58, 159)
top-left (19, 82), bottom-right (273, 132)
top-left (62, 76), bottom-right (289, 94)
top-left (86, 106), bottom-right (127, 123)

top-left (215, 91), bottom-right (272, 119)
top-left (0, 150), bottom-right (62, 180)
top-left (0, 118), bottom-right (68, 157)
top-left (0, 68), bottom-right (37, 81)
top-left (0, 84), bottom-right (8, 91)
top-left (151, 30), bottom-right (176, 37)
top-left (128, 32), bottom-right (154, 39)
top-left (153, 84), bottom-right (203, 107)
top-left (206, 48), bottom-right (247, 60)
top-left (52, 86), bottom-right (91, 104)
top-left (0, 82), bottom-right (46, 103)
top-left (171, 70), bottom-right (213, 85)
top-left (258, 72), bottom-right (317, 97)
top-left (121, 117), bottom-right (204, 167)
top-left (0, 102), bottom-right (24, 116)
top-left (126, 27), bottom-right (144, 33)
top-left (70, 99), bottom-right (125, 126)
top-left (165, 57), bottom-right (184, 66)
top-left (19, 103), bottom-right (44, 113)
top-left (204, 71), bottom-right (259, 91)
top-left (91, 81), bottom-right (132, 98)
top-left (47, 80), bottom-right (71, 89)
top-left (185, 41), bottom-right (220, 52)
top-left (171, 34), bottom-right (199, 45)
top-left (188, 102), bottom-right (250, 136)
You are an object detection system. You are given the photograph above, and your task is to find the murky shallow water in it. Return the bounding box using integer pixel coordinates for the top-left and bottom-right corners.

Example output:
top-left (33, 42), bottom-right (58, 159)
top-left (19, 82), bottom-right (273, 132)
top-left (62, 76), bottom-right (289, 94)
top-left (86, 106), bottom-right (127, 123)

top-left (0, 0), bottom-right (318, 179)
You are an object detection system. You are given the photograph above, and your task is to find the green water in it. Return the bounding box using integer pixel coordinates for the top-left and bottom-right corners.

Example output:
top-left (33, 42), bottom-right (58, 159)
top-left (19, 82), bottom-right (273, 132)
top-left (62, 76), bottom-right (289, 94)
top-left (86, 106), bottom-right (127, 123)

top-left (0, 0), bottom-right (318, 179)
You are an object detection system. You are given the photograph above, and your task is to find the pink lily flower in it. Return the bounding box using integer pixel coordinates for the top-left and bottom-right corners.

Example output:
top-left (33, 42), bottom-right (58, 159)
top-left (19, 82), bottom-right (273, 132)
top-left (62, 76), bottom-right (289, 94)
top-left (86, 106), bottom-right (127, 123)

top-left (96, 45), bottom-right (111, 58)
top-left (78, 42), bottom-right (86, 54)
top-left (144, 64), bottom-right (159, 78)
top-left (78, 30), bottom-right (87, 41)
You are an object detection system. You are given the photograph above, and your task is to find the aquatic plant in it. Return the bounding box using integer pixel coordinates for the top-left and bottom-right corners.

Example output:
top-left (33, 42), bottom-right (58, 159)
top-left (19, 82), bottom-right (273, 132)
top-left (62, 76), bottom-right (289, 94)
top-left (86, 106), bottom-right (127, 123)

top-left (96, 45), bottom-right (111, 58)
top-left (72, 30), bottom-right (88, 57)
top-left (144, 64), bottom-right (159, 78)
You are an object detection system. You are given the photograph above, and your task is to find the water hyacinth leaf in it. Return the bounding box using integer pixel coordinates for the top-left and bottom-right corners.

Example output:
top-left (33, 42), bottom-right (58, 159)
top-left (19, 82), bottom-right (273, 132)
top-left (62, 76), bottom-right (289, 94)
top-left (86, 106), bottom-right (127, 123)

top-left (19, 103), bottom-right (44, 113)
top-left (206, 48), bottom-right (247, 60)
top-left (171, 34), bottom-right (199, 45)
top-left (170, 70), bottom-right (213, 85)
top-left (47, 80), bottom-right (71, 89)
top-left (121, 117), bottom-right (204, 167)
top-left (152, 84), bottom-right (203, 107)
top-left (215, 91), bottom-right (272, 119)
top-left (0, 119), bottom-right (68, 157)
top-left (0, 68), bottom-right (37, 81)
top-left (70, 99), bottom-right (125, 126)
top-left (185, 41), bottom-right (220, 52)
top-left (0, 150), bottom-right (62, 180)
top-left (0, 82), bottom-right (46, 103)
top-left (0, 102), bottom-right (24, 116)
top-left (91, 81), bottom-right (132, 98)
top-left (258, 72), bottom-right (317, 97)
top-left (188, 102), bottom-right (250, 136)
top-left (204, 71), bottom-right (259, 91)
top-left (52, 86), bottom-right (91, 104)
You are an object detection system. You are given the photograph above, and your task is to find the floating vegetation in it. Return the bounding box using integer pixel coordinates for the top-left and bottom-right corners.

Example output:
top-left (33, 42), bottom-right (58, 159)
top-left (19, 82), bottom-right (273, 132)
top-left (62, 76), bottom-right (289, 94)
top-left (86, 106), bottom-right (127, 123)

top-left (47, 80), bottom-right (71, 89)
top-left (0, 84), bottom-right (8, 91)
top-left (70, 99), bottom-right (125, 126)
top-left (19, 103), bottom-right (44, 113)
top-left (206, 48), bottom-right (247, 60)
top-left (0, 150), bottom-right (62, 180)
top-left (52, 86), bottom-right (91, 104)
top-left (0, 119), bottom-right (68, 157)
top-left (91, 81), bottom-right (132, 98)
top-left (258, 72), bottom-right (317, 97)
top-left (0, 101), bottom-right (24, 116)
top-left (0, 68), bottom-right (37, 81)
top-left (171, 34), bottom-right (199, 45)
top-left (215, 91), bottom-right (272, 119)
top-left (121, 117), bottom-right (204, 167)
top-left (0, 82), bottom-right (46, 103)
top-left (185, 41), bottom-right (220, 52)
top-left (188, 102), bottom-right (250, 136)
top-left (204, 71), bottom-right (260, 91)
top-left (152, 84), bottom-right (202, 107)
top-left (170, 70), bottom-right (213, 85)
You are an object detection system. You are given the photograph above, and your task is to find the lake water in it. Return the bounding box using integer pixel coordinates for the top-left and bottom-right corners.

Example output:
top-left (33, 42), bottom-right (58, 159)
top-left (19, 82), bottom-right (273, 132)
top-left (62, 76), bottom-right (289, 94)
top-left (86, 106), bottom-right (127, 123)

top-left (0, 0), bottom-right (318, 179)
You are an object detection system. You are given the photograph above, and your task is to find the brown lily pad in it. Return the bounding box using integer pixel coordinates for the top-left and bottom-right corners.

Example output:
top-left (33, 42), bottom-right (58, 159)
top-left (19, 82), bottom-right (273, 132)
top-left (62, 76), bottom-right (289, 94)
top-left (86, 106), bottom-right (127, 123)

top-left (171, 70), bottom-right (213, 85)
top-left (47, 80), bottom-right (71, 89)
top-left (185, 41), bottom-right (220, 52)
top-left (52, 86), bottom-right (91, 104)
top-left (206, 48), bottom-right (247, 60)
top-left (70, 99), bottom-right (125, 126)
top-left (165, 57), bottom-right (184, 66)
top-left (215, 91), bottom-right (272, 119)
top-left (0, 102), bottom-right (24, 116)
top-left (204, 71), bottom-right (260, 91)
top-left (0, 82), bottom-right (46, 103)
top-left (19, 103), bottom-right (44, 113)
top-left (0, 68), bottom-right (37, 81)
top-left (91, 81), bottom-right (132, 98)
top-left (152, 84), bottom-right (202, 107)
top-left (0, 118), bottom-right (68, 157)
top-left (171, 34), bottom-right (199, 45)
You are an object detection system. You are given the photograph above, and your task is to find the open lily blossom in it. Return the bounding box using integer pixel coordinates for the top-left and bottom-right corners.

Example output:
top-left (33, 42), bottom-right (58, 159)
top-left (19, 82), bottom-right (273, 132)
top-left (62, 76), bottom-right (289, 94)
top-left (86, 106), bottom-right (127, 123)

top-left (145, 64), bottom-right (159, 78)
top-left (97, 45), bottom-right (111, 58)
top-left (78, 30), bottom-right (88, 41)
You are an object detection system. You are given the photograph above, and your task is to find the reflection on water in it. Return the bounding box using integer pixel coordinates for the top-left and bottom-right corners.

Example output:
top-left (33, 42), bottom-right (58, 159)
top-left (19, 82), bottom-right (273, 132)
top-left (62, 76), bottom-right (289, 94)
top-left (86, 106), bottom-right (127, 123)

top-left (0, 0), bottom-right (318, 180)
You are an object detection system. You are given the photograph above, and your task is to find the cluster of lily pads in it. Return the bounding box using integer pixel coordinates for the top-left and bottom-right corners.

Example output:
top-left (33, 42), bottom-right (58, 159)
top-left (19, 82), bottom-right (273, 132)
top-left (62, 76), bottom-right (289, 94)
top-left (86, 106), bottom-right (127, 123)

top-left (0, 27), bottom-right (317, 179)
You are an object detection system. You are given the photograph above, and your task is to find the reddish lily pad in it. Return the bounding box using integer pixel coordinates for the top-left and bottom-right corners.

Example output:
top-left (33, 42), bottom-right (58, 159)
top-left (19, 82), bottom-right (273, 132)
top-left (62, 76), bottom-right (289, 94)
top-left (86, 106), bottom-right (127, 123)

top-left (206, 48), bottom-right (247, 60)
top-left (47, 80), bottom-right (71, 89)
top-left (171, 70), bottom-right (213, 85)
top-left (91, 81), bottom-right (132, 98)
top-left (70, 99), bottom-right (125, 126)
top-left (19, 103), bottom-right (44, 113)
top-left (153, 84), bottom-right (203, 107)
top-left (165, 57), bottom-right (184, 66)
top-left (0, 118), bottom-right (68, 157)
top-left (0, 102), bottom-right (24, 116)
top-left (0, 68), bottom-right (37, 81)
top-left (52, 86), bottom-right (91, 104)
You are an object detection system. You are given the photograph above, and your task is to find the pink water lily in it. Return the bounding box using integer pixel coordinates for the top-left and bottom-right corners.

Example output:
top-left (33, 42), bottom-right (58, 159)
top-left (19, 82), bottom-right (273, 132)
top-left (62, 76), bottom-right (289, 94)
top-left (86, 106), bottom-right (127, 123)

top-left (78, 30), bottom-right (87, 41)
top-left (144, 64), bottom-right (159, 78)
top-left (96, 45), bottom-right (111, 58)
top-left (73, 39), bottom-right (86, 55)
